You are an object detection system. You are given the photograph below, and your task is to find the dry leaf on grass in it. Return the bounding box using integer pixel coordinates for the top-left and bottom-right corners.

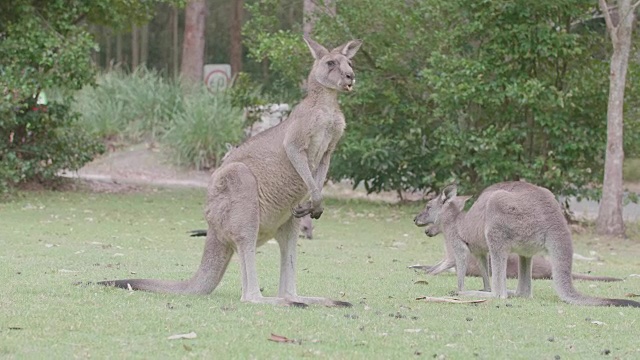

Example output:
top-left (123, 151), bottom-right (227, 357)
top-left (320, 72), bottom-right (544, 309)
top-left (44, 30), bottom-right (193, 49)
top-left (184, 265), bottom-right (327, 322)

top-left (414, 280), bottom-right (429, 285)
top-left (268, 333), bottom-right (299, 344)
top-left (416, 296), bottom-right (487, 304)
top-left (591, 321), bottom-right (605, 326)
top-left (167, 332), bottom-right (197, 340)
top-left (625, 293), bottom-right (640, 297)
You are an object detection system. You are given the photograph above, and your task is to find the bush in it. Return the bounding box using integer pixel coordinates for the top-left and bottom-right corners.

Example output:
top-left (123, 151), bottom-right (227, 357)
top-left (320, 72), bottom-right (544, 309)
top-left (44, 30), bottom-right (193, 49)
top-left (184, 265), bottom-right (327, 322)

top-left (163, 89), bottom-right (244, 170)
top-left (0, 100), bottom-right (105, 196)
top-left (72, 67), bottom-right (183, 142)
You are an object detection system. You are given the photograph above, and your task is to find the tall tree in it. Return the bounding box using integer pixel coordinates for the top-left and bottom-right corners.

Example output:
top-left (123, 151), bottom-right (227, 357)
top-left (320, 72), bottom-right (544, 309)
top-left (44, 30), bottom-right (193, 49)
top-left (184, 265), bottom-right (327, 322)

top-left (596, 0), bottom-right (639, 237)
top-left (171, 6), bottom-right (179, 78)
top-left (116, 32), bottom-right (123, 65)
top-left (303, 0), bottom-right (334, 36)
top-left (131, 24), bottom-right (139, 69)
top-left (140, 23), bottom-right (149, 66)
top-left (230, 0), bottom-right (244, 76)
top-left (180, 0), bottom-right (207, 83)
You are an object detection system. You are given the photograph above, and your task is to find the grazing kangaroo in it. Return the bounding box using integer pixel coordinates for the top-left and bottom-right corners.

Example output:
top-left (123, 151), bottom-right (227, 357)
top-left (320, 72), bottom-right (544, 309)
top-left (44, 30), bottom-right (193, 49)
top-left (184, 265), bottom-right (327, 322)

top-left (413, 182), bottom-right (640, 307)
top-left (411, 227), bottom-right (622, 282)
top-left (98, 36), bottom-right (362, 307)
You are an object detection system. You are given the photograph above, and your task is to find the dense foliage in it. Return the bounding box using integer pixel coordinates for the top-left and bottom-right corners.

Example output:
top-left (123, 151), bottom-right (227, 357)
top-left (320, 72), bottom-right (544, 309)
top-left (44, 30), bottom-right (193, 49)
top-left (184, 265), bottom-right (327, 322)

top-left (0, 0), bottom-right (179, 195)
top-left (244, 0), bottom-right (640, 199)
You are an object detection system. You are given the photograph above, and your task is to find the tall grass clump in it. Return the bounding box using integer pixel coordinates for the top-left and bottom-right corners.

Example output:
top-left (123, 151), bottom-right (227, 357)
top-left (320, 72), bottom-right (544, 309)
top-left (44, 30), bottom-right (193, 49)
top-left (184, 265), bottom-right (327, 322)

top-left (73, 67), bottom-right (182, 141)
top-left (163, 88), bottom-right (245, 170)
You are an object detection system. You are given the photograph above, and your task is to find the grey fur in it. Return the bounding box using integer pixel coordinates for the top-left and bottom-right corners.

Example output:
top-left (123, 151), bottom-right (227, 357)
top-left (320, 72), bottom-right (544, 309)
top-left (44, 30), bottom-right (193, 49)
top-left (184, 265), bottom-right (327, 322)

top-left (98, 36), bottom-right (361, 307)
top-left (413, 223), bottom-right (622, 282)
top-left (414, 181), bottom-right (639, 307)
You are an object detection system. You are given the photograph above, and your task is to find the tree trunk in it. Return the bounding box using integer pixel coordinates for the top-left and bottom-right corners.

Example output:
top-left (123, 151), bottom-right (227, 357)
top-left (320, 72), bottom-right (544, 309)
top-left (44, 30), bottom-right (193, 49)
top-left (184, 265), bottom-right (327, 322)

top-left (105, 27), bottom-right (112, 69)
top-left (303, 0), bottom-right (335, 36)
top-left (180, 0), bottom-right (207, 84)
top-left (172, 6), bottom-right (180, 79)
top-left (140, 24), bottom-right (149, 66)
top-left (229, 0), bottom-right (244, 76)
top-left (131, 25), bottom-right (139, 70)
top-left (116, 32), bottom-right (123, 66)
top-left (596, 0), bottom-right (636, 237)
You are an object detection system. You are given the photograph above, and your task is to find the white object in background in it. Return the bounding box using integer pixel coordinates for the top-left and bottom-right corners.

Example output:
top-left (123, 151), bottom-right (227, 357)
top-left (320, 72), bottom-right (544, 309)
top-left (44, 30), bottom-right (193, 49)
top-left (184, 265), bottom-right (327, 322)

top-left (203, 64), bottom-right (232, 92)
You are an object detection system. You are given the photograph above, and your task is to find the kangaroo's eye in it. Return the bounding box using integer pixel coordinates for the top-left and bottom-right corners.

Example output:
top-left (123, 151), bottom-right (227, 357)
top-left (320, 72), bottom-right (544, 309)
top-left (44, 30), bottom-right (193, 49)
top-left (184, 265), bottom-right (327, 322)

top-left (326, 60), bottom-right (336, 67)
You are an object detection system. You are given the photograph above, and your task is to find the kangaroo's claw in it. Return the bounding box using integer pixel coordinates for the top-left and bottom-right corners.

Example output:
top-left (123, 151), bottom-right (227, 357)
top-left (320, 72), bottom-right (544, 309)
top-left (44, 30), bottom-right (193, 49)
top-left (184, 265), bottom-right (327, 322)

top-left (292, 204), bottom-right (312, 218)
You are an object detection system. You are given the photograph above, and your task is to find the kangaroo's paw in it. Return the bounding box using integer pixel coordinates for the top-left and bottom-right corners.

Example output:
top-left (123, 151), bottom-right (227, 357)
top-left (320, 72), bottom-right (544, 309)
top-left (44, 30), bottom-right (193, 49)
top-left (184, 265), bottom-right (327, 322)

top-left (292, 202), bottom-right (313, 218)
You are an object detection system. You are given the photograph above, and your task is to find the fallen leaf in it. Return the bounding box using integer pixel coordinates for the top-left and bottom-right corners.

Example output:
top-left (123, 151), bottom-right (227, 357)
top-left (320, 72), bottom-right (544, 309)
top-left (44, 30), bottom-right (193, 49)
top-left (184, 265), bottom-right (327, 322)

top-left (58, 269), bottom-right (78, 273)
top-left (591, 321), bottom-right (605, 326)
top-left (629, 274), bottom-right (640, 278)
top-left (167, 332), bottom-right (197, 340)
top-left (414, 280), bottom-right (429, 285)
top-left (625, 293), bottom-right (640, 297)
top-left (268, 333), bottom-right (298, 344)
top-left (416, 296), bottom-right (487, 304)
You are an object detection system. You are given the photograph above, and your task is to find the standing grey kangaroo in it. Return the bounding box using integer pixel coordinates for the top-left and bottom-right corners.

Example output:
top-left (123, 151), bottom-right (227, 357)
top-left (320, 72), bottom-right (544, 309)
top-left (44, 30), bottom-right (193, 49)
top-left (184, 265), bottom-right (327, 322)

top-left (98, 36), bottom-right (362, 307)
top-left (410, 227), bottom-right (621, 282)
top-left (413, 181), bottom-right (640, 307)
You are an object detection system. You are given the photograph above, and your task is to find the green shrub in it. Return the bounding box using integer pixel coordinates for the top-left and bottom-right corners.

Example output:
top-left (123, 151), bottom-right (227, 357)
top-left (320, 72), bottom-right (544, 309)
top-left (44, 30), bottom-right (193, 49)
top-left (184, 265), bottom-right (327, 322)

top-left (163, 89), bottom-right (245, 170)
top-left (0, 100), bottom-right (104, 196)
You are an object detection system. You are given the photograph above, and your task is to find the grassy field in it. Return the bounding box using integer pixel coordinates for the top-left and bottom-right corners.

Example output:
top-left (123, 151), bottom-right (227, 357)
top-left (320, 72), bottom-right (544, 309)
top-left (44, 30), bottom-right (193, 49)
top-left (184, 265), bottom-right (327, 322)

top-left (1, 187), bottom-right (640, 359)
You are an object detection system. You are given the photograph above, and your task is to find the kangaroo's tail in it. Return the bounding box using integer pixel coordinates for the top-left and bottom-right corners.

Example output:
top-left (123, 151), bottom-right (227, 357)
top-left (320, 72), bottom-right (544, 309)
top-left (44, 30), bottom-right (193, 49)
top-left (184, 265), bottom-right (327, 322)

top-left (549, 228), bottom-right (639, 307)
top-left (99, 228), bottom-right (232, 295)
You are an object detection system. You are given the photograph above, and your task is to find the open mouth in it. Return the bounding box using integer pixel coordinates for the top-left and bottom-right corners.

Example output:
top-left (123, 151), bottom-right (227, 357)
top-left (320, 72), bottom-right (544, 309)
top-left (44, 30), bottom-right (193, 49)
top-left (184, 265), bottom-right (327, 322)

top-left (344, 84), bottom-right (353, 92)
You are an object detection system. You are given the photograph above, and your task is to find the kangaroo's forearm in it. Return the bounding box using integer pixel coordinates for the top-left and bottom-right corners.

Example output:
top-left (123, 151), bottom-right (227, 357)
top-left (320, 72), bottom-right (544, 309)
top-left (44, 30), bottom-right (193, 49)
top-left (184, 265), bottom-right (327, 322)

top-left (313, 155), bottom-right (331, 191)
top-left (285, 144), bottom-right (319, 196)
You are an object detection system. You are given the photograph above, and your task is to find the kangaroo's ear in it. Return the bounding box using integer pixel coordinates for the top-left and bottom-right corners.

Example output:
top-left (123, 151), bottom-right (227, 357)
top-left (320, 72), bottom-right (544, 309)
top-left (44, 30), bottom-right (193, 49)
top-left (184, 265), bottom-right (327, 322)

top-left (303, 36), bottom-right (329, 60)
top-left (332, 39), bottom-right (362, 59)
top-left (441, 184), bottom-right (457, 204)
top-left (453, 196), bottom-right (471, 210)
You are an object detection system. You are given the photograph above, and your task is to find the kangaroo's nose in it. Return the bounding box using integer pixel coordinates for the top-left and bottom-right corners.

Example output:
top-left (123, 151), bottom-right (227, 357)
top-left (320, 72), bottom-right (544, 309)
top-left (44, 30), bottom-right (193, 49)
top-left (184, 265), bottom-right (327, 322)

top-left (346, 72), bottom-right (354, 80)
top-left (413, 216), bottom-right (417, 223)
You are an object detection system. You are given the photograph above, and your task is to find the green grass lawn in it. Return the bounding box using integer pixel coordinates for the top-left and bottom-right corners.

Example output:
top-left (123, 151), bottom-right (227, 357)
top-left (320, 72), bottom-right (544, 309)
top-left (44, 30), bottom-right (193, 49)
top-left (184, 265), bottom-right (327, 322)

top-left (1, 188), bottom-right (639, 359)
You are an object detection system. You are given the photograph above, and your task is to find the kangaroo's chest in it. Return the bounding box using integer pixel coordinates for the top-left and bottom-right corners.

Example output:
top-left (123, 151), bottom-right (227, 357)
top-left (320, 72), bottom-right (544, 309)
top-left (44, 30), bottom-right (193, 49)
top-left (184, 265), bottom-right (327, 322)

top-left (308, 111), bottom-right (345, 169)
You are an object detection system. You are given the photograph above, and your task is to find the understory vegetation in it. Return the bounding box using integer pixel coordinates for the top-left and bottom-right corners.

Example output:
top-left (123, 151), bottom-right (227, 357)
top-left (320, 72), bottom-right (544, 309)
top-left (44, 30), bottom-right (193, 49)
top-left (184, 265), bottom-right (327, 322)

top-left (72, 68), bottom-right (246, 170)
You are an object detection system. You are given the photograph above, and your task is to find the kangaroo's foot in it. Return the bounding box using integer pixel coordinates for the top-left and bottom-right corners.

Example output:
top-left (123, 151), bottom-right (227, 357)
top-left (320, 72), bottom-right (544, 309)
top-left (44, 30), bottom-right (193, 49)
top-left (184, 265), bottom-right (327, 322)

top-left (241, 294), bottom-right (308, 308)
top-left (457, 289), bottom-right (516, 298)
top-left (286, 295), bottom-right (352, 307)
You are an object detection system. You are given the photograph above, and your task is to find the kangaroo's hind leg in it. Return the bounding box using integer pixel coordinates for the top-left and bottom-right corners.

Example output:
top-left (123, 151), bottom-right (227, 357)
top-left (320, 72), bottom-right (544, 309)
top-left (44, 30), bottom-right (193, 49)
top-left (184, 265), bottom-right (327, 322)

top-left (275, 216), bottom-right (351, 307)
top-left (516, 255), bottom-right (533, 297)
